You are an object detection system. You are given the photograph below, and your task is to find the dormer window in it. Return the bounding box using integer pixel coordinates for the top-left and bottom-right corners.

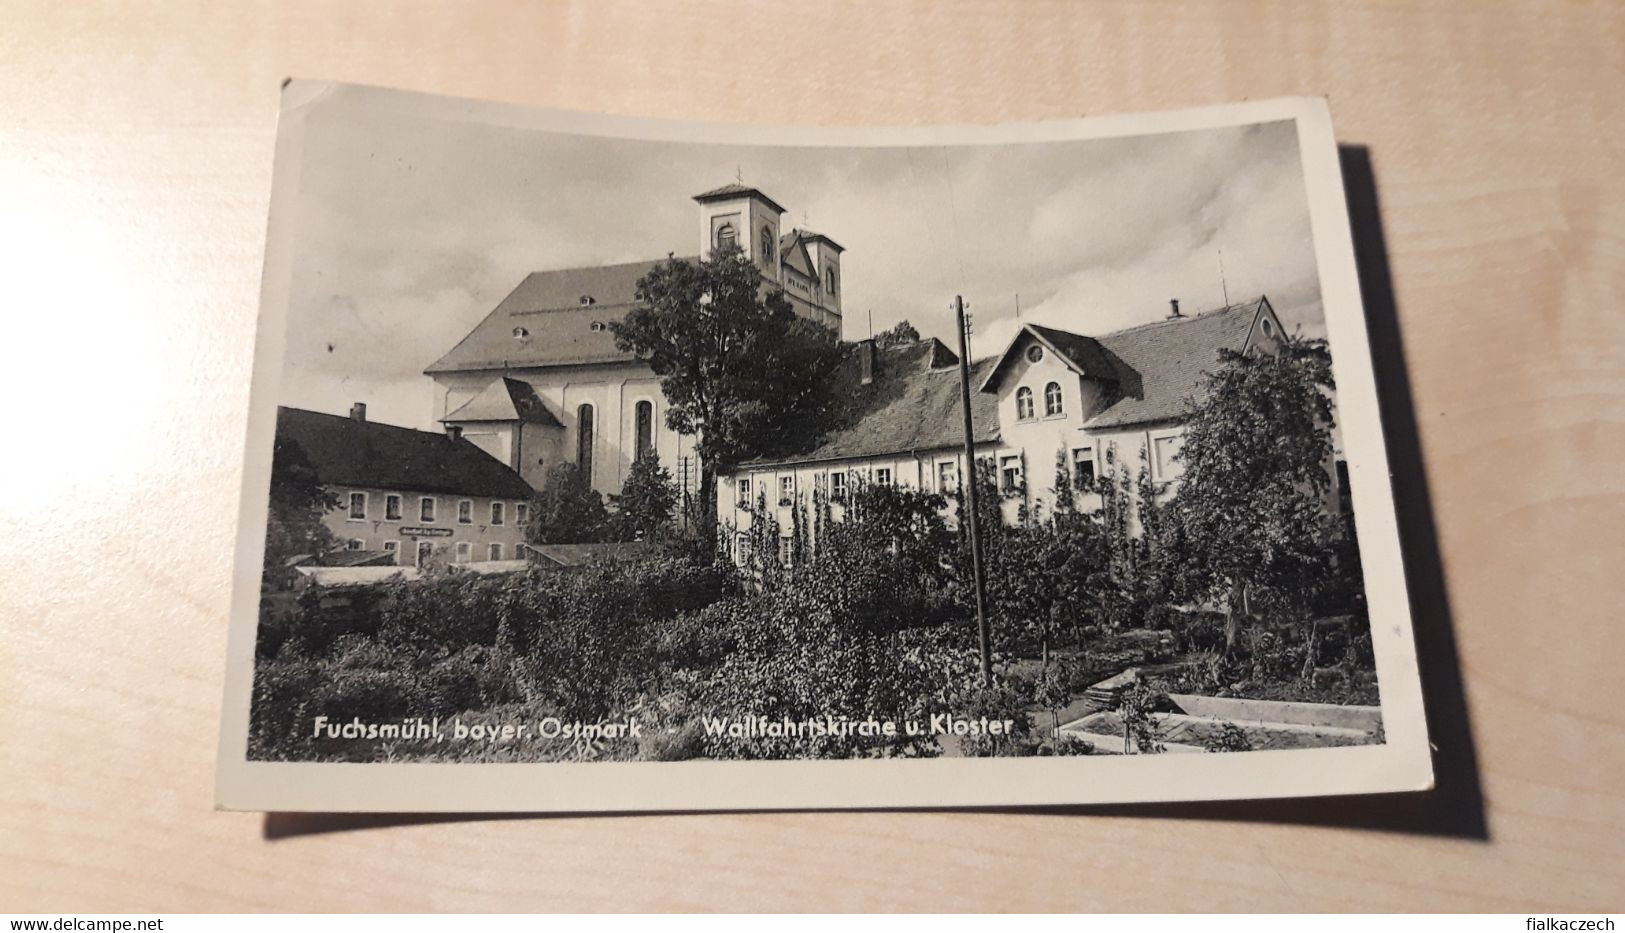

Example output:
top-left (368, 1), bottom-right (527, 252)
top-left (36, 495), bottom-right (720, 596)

top-left (589, 321), bottom-right (606, 332)
top-left (512, 326), bottom-right (529, 339)
top-left (579, 295), bottom-right (596, 306)
top-left (1015, 386), bottom-right (1035, 421)
top-left (760, 227), bottom-right (775, 263)
top-left (716, 223), bottom-right (737, 251)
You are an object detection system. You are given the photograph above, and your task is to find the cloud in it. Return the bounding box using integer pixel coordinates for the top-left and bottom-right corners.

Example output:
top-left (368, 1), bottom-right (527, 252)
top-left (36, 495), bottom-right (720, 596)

top-left (276, 99), bottom-right (1323, 429)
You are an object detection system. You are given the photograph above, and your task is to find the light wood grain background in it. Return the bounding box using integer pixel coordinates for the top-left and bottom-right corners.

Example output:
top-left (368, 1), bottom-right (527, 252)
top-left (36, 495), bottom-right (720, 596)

top-left (2, 0), bottom-right (1621, 913)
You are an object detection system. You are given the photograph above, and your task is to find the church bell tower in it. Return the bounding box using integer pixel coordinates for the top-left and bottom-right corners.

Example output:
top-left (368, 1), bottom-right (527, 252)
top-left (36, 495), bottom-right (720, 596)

top-left (692, 183), bottom-right (786, 284)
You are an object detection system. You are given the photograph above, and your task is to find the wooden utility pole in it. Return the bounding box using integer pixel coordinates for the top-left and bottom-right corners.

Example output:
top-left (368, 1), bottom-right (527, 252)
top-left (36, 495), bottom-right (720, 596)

top-left (954, 295), bottom-right (993, 685)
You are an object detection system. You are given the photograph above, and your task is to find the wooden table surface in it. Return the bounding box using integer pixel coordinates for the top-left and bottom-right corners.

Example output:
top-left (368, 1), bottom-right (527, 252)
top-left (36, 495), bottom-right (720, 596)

top-left (2, 0), bottom-right (1622, 913)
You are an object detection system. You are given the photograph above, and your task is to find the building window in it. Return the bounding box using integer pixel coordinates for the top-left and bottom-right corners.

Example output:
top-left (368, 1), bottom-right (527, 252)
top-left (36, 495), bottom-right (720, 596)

top-left (875, 467), bottom-right (892, 487)
top-left (1015, 387), bottom-right (1035, 420)
top-left (1153, 433), bottom-right (1185, 482)
top-left (489, 543), bottom-right (503, 561)
top-left (779, 475), bottom-right (794, 507)
top-left (455, 542), bottom-right (471, 563)
top-left (457, 500), bottom-right (472, 524)
top-left (778, 536), bottom-right (793, 567)
top-left (1000, 455), bottom-right (1023, 493)
top-left (715, 223), bottom-right (737, 251)
top-left (576, 404), bottom-right (595, 482)
top-left (384, 494), bottom-right (402, 521)
top-left (760, 227), bottom-right (775, 263)
top-left (830, 471), bottom-right (847, 503)
top-left (937, 460), bottom-right (957, 493)
top-left (382, 540), bottom-right (398, 562)
top-left (1261, 318), bottom-right (1276, 338)
top-left (825, 267), bottom-right (837, 295)
top-left (635, 400), bottom-right (654, 460)
top-left (1026, 344), bottom-right (1044, 364)
top-left (347, 538), bottom-right (364, 550)
top-left (419, 497), bottom-right (436, 523)
top-left (1072, 447), bottom-right (1096, 488)
top-left (515, 503), bottom-right (529, 526)
top-left (347, 492), bottom-right (366, 521)
top-left (737, 478), bottom-right (751, 508)
top-left (416, 541), bottom-right (433, 567)
top-left (735, 533), bottom-right (751, 564)
top-left (491, 501), bottom-right (505, 526)
top-left (1044, 382), bottom-right (1063, 417)
top-left (813, 472), bottom-right (827, 496)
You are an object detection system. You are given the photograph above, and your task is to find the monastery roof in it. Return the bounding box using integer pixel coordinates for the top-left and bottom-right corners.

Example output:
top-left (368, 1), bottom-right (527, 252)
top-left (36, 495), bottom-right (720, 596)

top-left (1084, 296), bottom-right (1270, 429)
top-left (741, 338), bottom-right (1001, 468)
top-left (275, 406), bottom-right (535, 499)
top-left (424, 257), bottom-right (697, 374)
top-left (443, 377), bottom-right (562, 426)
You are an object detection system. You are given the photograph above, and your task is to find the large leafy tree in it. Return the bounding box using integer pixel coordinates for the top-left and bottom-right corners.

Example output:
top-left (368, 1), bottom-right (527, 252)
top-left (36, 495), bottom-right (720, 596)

top-left (527, 462), bottom-right (609, 545)
top-left (612, 248), bottom-right (846, 532)
top-left (1167, 339), bottom-right (1341, 655)
top-left (263, 437), bottom-right (338, 578)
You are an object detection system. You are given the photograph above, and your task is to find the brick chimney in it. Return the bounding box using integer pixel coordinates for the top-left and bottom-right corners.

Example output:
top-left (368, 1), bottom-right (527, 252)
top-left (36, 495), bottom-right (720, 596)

top-left (1167, 299), bottom-right (1182, 319)
top-left (349, 402), bottom-right (367, 422)
top-left (857, 338), bottom-right (876, 385)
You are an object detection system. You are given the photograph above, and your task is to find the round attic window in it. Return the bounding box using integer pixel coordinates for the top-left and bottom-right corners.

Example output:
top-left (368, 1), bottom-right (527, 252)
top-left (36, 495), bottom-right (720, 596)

top-left (512, 326), bottom-right (529, 339)
top-left (1026, 345), bottom-right (1044, 364)
top-left (1262, 318), bottom-right (1276, 337)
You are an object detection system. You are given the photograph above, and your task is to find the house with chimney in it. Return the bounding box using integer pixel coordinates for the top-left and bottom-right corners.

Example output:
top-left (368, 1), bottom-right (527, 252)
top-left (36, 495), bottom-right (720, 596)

top-left (716, 295), bottom-right (1295, 565)
top-left (274, 403), bottom-right (535, 568)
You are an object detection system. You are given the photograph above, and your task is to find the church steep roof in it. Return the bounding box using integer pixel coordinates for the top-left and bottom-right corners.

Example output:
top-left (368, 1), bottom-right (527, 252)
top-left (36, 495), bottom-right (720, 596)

top-left (741, 338), bottom-right (1000, 468)
top-left (275, 406), bottom-right (535, 499)
top-left (425, 257), bottom-right (696, 374)
top-left (443, 377), bottom-right (563, 426)
top-left (1084, 296), bottom-right (1270, 429)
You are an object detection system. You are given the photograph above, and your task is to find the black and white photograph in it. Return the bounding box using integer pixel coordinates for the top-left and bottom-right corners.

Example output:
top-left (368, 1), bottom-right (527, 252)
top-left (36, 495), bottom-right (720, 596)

top-left (218, 85), bottom-right (1431, 811)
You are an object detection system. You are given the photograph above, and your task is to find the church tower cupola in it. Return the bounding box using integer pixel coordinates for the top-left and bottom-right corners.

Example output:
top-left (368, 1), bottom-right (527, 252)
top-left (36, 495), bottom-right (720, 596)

top-left (693, 183), bottom-right (786, 283)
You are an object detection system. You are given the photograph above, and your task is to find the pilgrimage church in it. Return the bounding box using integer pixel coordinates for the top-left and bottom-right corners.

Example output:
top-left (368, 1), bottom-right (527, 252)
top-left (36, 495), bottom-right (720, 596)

top-left (425, 183), bottom-right (845, 511)
top-left (425, 183), bottom-right (1297, 555)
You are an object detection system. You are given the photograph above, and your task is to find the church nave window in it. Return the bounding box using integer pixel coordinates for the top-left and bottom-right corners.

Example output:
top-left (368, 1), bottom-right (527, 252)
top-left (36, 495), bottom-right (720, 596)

top-left (635, 400), bottom-right (654, 460)
top-left (576, 404), bottom-right (595, 482)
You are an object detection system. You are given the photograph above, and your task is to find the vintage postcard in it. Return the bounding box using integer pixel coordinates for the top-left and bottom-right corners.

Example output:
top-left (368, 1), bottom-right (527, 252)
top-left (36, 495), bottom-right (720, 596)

top-left (217, 83), bottom-right (1433, 811)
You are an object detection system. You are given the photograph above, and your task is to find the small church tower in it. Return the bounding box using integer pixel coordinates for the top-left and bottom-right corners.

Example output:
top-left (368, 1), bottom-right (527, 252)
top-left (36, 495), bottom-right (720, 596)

top-left (693, 183), bottom-right (786, 284)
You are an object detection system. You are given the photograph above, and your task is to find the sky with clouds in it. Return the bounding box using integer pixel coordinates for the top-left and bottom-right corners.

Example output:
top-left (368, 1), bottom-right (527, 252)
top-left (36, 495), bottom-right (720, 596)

top-left (281, 98), bottom-right (1323, 430)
